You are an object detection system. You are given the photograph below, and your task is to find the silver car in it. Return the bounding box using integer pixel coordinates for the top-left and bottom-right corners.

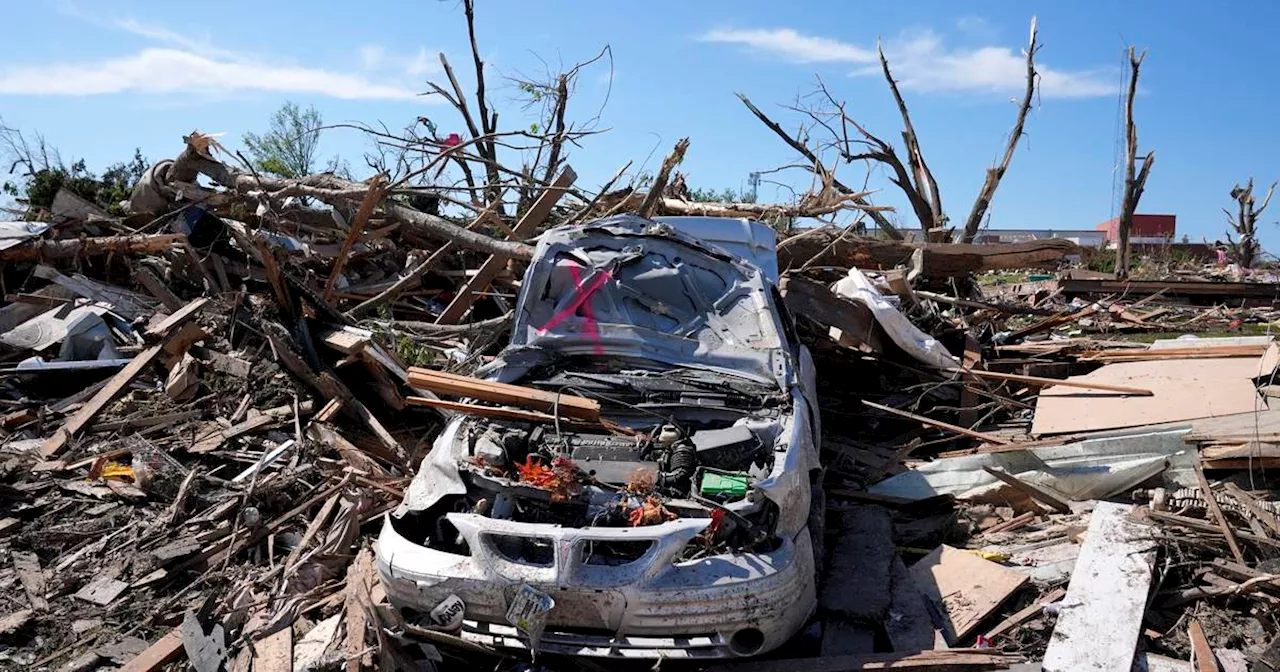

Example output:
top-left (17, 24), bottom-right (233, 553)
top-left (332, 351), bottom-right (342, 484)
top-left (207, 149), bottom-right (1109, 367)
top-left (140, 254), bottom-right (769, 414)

top-left (376, 215), bottom-right (822, 659)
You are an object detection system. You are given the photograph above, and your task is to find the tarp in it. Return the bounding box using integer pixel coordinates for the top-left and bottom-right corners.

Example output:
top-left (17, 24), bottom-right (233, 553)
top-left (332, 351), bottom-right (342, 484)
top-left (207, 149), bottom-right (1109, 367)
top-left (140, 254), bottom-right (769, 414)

top-left (832, 268), bottom-right (960, 370)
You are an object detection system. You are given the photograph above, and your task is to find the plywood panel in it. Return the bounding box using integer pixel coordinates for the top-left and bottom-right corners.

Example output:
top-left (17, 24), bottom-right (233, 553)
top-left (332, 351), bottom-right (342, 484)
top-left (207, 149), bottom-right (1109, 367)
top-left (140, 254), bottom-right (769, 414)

top-left (1032, 357), bottom-right (1265, 435)
top-left (908, 544), bottom-right (1027, 644)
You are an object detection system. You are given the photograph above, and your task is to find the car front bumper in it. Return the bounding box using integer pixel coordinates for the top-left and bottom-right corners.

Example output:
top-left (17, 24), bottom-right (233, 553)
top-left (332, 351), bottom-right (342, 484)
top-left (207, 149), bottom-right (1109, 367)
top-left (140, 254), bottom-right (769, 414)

top-left (376, 512), bottom-right (815, 658)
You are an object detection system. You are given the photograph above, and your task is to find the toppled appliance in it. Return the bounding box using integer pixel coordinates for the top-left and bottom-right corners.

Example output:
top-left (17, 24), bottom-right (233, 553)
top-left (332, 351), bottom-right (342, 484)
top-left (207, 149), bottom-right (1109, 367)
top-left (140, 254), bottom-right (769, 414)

top-left (377, 215), bottom-right (823, 659)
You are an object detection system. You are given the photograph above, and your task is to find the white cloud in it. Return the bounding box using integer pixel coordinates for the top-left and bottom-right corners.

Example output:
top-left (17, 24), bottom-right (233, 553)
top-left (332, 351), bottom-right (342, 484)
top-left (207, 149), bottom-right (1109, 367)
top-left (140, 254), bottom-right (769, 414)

top-left (701, 28), bottom-right (875, 64)
top-left (405, 48), bottom-right (438, 77)
top-left (0, 48), bottom-right (419, 100)
top-left (699, 25), bottom-right (1115, 99)
top-left (359, 44), bottom-right (439, 78)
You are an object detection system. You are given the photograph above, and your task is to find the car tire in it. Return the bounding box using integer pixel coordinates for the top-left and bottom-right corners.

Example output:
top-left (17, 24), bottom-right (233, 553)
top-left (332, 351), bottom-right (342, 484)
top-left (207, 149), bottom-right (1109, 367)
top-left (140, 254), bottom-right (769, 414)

top-left (807, 479), bottom-right (826, 586)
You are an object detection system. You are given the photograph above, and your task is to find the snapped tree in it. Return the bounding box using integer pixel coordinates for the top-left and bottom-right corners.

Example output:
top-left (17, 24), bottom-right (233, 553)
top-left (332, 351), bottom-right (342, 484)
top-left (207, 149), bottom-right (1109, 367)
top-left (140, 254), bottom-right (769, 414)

top-left (1114, 47), bottom-right (1154, 280)
top-left (739, 18), bottom-right (1041, 243)
top-left (1224, 178), bottom-right (1274, 268)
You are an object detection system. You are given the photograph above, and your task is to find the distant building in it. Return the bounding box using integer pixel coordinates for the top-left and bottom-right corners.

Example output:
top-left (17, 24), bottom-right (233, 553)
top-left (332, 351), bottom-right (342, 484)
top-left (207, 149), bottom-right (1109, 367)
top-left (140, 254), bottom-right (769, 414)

top-left (1095, 214), bottom-right (1176, 244)
top-left (866, 213), bottom-right (1181, 250)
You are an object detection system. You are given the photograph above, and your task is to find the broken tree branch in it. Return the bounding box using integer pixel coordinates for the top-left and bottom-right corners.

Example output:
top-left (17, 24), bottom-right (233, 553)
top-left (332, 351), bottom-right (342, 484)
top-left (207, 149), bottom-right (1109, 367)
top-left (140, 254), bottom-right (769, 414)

top-left (960, 17), bottom-right (1039, 243)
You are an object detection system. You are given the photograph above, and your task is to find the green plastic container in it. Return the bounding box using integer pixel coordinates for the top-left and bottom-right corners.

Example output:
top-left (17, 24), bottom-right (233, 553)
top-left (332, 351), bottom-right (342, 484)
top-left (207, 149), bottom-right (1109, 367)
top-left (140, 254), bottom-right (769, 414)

top-left (700, 472), bottom-right (749, 498)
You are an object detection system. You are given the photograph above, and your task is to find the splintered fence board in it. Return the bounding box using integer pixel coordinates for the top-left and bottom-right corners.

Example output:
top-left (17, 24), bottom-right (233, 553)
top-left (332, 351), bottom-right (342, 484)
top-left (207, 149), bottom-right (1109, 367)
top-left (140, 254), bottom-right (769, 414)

top-left (406, 367), bottom-right (600, 422)
top-left (1042, 502), bottom-right (1156, 672)
top-left (1031, 357), bottom-right (1265, 435)
top-left (907, 544), bottom-right (1028, 645)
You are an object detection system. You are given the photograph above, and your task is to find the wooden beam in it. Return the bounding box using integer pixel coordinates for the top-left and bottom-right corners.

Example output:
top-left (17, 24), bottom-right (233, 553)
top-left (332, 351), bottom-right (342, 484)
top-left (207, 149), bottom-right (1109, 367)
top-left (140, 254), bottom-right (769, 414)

top-left (40, 298), bottom-right (208, 458)
top-left (323, 176), bottom-right (386, 302)
top-left (985, 586), bottom-right (1066, 640)
top-left (982, 466), bottom-right (1072, 513)
top-left (861, 400), bottom-right (1010, 445)
top-left (1194, 461), bottom-right (1246, 564)
top-left (406, 396), bottom-right (602, 428)
top-left (956, 368), bottom-right (1153, 397)
top-left (117, 628), bottom-right (184, 672)
top-left (435, 166), bottom-right (576, 324)
top-left (1189, 619), bottom-right (1220, 672)
top-left (406, 367), bottom-right (600, 422)
top-left (1223, 482), bottom-right (1280, 538)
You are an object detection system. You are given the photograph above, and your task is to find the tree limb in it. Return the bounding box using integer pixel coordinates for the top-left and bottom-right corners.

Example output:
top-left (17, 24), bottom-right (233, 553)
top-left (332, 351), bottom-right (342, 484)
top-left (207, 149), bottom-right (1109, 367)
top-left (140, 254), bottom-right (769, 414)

top-left (961, 17), bottom-right (1039, 243)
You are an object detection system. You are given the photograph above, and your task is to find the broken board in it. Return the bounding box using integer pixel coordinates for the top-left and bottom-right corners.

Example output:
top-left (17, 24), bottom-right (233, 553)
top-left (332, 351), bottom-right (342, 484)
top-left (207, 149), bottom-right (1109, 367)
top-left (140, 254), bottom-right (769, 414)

top-left (1042, 502), bottom-right (1156, 672)
top-left (1031, 357), bottom-right (1266, 435)
top-left (907, 544), bottom-right (1027, 645)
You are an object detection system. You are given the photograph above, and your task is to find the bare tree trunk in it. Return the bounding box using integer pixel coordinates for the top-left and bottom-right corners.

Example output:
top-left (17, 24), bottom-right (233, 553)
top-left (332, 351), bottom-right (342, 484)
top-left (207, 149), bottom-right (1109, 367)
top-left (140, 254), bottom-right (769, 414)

top-left (1116, 47), bottom-right (1153, 280)
top-left (1225, 179), bottom-right (1275, 268)
top-left (736, 94), bottom-right (903, 240)
top-left (960, 18), bottom-right (1039, 243)
top-left (637, 138), bottom-right (689, 218)
top-left (878, 44), bottom-right (944, 240)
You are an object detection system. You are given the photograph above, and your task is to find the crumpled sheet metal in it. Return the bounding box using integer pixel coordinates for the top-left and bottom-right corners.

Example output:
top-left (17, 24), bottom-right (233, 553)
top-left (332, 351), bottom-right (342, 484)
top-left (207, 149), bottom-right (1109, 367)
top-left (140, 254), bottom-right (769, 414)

top-left (832, 268), bottom-right (960, 370)
top-left (869, 428), bottom-right (1196, 502)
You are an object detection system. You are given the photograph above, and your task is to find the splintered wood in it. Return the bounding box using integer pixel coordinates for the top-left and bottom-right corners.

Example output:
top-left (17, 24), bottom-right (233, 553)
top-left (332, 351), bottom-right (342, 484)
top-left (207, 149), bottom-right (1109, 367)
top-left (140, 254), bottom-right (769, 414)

top-left (406, 367), bottom-right (601, 421)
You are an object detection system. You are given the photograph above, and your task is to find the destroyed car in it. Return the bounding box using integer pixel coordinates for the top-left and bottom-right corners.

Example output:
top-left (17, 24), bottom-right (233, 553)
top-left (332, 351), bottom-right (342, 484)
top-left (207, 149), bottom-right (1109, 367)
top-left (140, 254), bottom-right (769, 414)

top-left (377, 214), bottom-right (822, 659)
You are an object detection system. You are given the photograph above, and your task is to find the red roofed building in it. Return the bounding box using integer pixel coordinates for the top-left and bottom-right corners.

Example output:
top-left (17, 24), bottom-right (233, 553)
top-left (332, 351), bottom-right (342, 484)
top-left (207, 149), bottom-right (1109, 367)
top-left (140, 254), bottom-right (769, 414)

top-left (1095, 214), bottom-right (1176, 242)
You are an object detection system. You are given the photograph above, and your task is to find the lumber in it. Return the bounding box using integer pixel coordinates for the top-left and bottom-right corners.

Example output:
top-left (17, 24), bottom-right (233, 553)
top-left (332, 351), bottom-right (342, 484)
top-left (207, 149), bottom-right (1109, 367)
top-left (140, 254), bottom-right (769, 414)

top-left (1189, 619), bottom-right (1220, 672)
top-left (117, 628), bottom-right (184, 672)
top-left (323, 175), bottom-right (386, 301)
top-left (958, 368), bottom-right (1153, 396)
top-left (1042, 502), bottom-right (1155, 672)
top-left (1194, 461), bottom-right (1246, 564)
top-left (38, 297), bottom-right (207, 457)
top-left (985, 587), bottom-right (1066, 640)
top-left (982, 466), bottom-right (1072, 513)
top-left (861, 400), bottom-right (1010, 445)
top-left (406, 367), bottom-right (600, 421)
top-left (435, 166), bottom-right (576, 323)
top-left (775, 230), bottom-right (1078, 276)
top-left (406, 396), bottom-right (603, 427)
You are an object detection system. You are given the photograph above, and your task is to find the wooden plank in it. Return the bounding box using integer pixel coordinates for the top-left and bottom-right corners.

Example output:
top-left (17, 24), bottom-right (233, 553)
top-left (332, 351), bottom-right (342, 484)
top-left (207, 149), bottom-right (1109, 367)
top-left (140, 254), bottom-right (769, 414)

top-left (1042, 502), bottom-right (1155, 672)
top-left (435, 166), bottom-right (576, 324)
top-left (252, 626), bottom-right (292, 672)
top-left (406, 396), bottom-right (603, 427)
top-left (116, 627), bottom-right (184, 672)
top-left (131, 266), bottom-right (182, 311)
top-left (323, 176), bottom-right (386, 302)
top-left (862, 400), bottom-right (1010, 445)
top-left (958, 368), bottom-right (1153, 396)
top-left (982, 466), bottom-right (1072, 513)
top-left (1189, 619), bottom-right (1220, 672)
top-left (985, 587), bottom-right (1066, 640)
top-left (40, 298), bottom-right (208, 458)
top-left (1194, 461), bottom-right (1246, 564)
top-left (1060, 277), bottom-right (1280, 301)
top-left (908, 545), bottom-right (1028, 645)
top-left (1031, 358), bottom-right (1263, 435)
top-left (12, 551), bottom-right (47, 610)
top-left (407, 367), bottom-right (600, 421)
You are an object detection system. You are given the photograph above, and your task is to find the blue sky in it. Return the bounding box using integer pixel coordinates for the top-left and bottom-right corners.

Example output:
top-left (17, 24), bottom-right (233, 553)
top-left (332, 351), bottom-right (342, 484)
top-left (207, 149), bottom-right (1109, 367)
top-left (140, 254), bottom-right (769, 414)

top-left (2, 1), bottom-right (1278, 252)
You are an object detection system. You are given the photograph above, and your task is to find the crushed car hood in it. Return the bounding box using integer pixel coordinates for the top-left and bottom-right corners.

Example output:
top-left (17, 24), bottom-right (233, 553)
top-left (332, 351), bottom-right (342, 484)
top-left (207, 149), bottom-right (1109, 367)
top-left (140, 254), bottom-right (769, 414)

top-left (506, 216), bottom-right (785, 387)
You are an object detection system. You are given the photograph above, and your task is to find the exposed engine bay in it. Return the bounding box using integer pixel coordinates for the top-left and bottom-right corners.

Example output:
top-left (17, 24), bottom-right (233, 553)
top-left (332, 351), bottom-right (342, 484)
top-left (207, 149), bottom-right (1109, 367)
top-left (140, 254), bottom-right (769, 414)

top-left (396, 361), bottom-right (791, 561)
